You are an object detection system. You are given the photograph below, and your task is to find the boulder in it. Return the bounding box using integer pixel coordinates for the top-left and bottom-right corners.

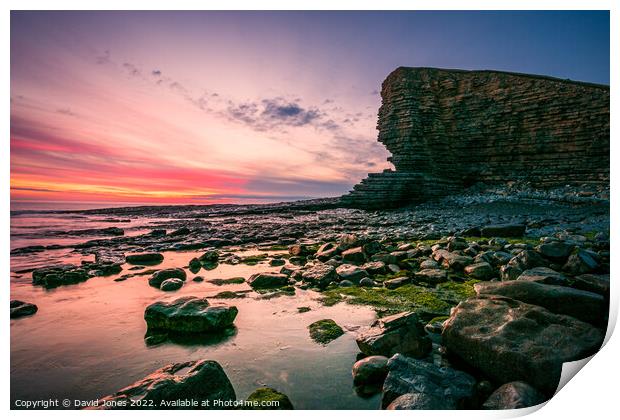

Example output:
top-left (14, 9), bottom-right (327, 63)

top-left (248, 272), bottom-right (289, 289)
top-left (10, 300), bottom-right (38, 318)
top-left (443, 296), bottom-right (603, 393)
top-left (362, 241), bottom-right (385, 255)
top-left (308, 319), bottom-right (344, 344)
top-left (474, 280), bottom-right (605, 325)
top-left (246, 387), bottom-right (294, 410)
top-left (359, 277), bottom-right (375, 287)
top-left (572, 273), bottom-right (610, 296)
top-left (562, 250), bottom-right (600, 275)
top-left (145, 297), bottom-right (238, 333)
top-left (386, 393), bottom-right (447, 410)
top-left (336, 264), bottom-right (369, 283)
top-left (92, 360), bottom-right (235, 409)
top-left (125, 253), bottom-right (164, 265)
top-left (516, 267), bottom-right (567, 286)
top-left (482, 381), bottom-right (547, 409)
top-left (301, 264), bottom-right (337, 288)
top-left (384, 277), bottom-right (410, 290)
top-left (188, 258), bottom-right (202, 273)
top-left (381, 354), bottom-right (477, 409)
top-left (536, 242), bottom-right (574, 261)
top-left (419, 259), bottom-right (439, 269)
top-left (480, 224), bottom-right (526, 237)
top-left (199, 250), bottom-right (219, 263)
top-left (352, 355), bottom-right (389, 385)
top-left (356, 312), bottom-right (431, 358)
top-left (160, 278), bottom-right (184, 292)
top-left (361, 261), bottom-right (387, 275)
top-left (441, 253), bottom-right (473, 271)
top-left (342, 247), bottom-right (366, 264)
top-left (149, 268), bottom-right (187, 288)
top-left (413, 269), bottom-right (448, 284)
top-left (464, 262), bottom-right (495, 280)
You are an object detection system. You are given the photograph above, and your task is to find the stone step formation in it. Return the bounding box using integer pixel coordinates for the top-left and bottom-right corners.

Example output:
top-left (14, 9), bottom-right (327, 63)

top-left (340, 67), bottom-right (610, 209)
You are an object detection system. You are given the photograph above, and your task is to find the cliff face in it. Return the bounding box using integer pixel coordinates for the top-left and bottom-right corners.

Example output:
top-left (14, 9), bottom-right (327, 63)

top-left (341, 67), bottom-right (610, 209)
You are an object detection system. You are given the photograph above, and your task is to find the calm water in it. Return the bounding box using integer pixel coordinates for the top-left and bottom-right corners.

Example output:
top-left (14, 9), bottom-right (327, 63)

top-left (10, 212), bottom-right (381, 409)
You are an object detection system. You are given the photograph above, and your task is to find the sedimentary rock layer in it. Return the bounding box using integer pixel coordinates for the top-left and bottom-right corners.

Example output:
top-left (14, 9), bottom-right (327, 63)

top-left (341, 67), bottom-right (610, 209)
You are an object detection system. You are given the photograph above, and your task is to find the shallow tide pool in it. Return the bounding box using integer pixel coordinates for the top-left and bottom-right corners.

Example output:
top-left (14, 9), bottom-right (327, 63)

top-left (11, 249), bottom-right (381, 409)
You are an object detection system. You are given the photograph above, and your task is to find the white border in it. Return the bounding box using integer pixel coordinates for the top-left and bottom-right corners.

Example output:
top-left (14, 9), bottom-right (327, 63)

top-left (3, 2), bottom-right (617, 420)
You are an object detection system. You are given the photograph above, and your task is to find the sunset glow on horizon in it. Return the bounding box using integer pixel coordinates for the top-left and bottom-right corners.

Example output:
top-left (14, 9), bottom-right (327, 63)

top-left (11, 11), bottom-right (610, 210)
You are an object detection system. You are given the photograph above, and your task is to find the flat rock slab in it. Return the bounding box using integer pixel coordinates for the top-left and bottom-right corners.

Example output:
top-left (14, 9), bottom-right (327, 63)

top-left (413, 269), bottom-right (448, 284)
top-left (145, 296), bottom-right (238, 333)
top-left (516, 267), bottom-right (567, 285)
top-left (443, 296), bottom-right (603, 394)
top-left (356, 312), bottom-right (431, 358)
top-left (475, 280), bottom-right (606, 325)
top-left (381, 354), bottom-right (477, 409)
top-left (92, 359), bottom-right (235, 409)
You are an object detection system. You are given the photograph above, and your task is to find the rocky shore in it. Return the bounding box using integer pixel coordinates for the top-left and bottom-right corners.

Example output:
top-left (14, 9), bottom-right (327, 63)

top-left (10, 185), bottom-right (609, 410)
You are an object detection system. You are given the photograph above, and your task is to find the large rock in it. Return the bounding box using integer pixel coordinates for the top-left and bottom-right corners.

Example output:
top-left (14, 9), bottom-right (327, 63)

top-left (381, 354), bottom-right (477, 409)
top-left (500, 250), bottom-right (549, 280)
top-left (464, 262), bottom-right (495, 280)
top-left (160, 278), bottom-right (184, 291)
top-left (301, 264), bottom-right (337, 288)
top-left (572, 273), bottom-right (610, 296)
top-left (482, 381), bottom-right (547, 409)
top-left (247, 272), bottom-right (289, 289)
top-left (474, 280), bottom-right (605, 325)
top-left (342, 247), bottom-right (366, 264)
top-left (384, 277), bottom-right (410, 290)
top-left (480, 224), bottom-right (526, 237)
top-left (361, 261), bottom-right (387, 275)
top-left (352, 356), bottom-right (389, 385)
top-left (413, 268), bottom-right (448, 284)
top-left (10, 300), bottom-right (38, 319)
top-left (356, 312), bottom-right (431, 358)
top-left (516, 267), bottom-right (567, 286)
top-left (443, 296), bottom-right (603, 394)
top-left (440, 252), bottom-right (473, 271)
top-left (92, 360), bottom-right (235, 409)
top-left (562, 250), bottom-right (600, 275)
top-left (148, 268), bottom-right (187, 288)
top-left (336, 264), bottom-right (369, 283)
top-left (535, 241), bottom-right (574, 261)
top-left (145, 297), bottom-right (237, 333)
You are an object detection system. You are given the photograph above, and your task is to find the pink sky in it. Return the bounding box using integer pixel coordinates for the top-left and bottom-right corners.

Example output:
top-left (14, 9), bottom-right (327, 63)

top-left (10, 12), bottom-right (390, 209)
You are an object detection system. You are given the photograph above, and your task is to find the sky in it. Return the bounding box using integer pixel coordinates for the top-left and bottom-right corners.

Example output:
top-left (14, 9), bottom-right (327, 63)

top-left (10, 11), bottom-right (610, 210)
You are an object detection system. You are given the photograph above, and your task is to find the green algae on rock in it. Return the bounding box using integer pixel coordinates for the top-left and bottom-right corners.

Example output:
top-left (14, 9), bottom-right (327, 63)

top-left (308, 319), bottom-right (344, 345)
top-left (246, 387), bottom-right (294, 410)
top-left (320, 281), bottom-right (479, 319)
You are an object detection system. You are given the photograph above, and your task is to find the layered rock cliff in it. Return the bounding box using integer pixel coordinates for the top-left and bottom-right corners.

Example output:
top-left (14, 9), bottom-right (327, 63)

top-left (341, 67), bottom-right (610, 209)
